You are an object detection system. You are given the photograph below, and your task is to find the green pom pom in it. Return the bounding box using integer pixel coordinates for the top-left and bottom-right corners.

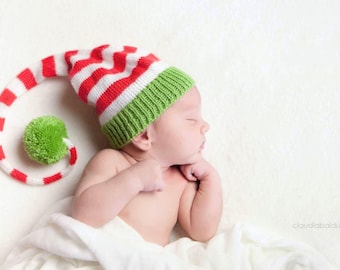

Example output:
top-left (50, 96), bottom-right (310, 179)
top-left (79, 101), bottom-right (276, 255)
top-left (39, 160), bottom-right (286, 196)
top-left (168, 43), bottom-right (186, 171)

top-left (23, 116), bottom-right (68, 165)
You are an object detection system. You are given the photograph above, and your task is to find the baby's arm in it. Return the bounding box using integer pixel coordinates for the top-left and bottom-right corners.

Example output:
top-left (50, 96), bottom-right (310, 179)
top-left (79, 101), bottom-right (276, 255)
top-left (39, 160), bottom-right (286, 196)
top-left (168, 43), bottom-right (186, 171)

top-left (178, 159), bottom-right (223, 242)
top-left (72, 149), bottom-right (163, 227)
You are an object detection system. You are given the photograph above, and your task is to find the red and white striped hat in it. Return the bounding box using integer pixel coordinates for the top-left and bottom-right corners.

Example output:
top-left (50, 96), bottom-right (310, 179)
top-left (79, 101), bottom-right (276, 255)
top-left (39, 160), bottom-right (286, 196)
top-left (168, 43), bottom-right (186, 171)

top-left (0, 44), bottom-right (194, 185)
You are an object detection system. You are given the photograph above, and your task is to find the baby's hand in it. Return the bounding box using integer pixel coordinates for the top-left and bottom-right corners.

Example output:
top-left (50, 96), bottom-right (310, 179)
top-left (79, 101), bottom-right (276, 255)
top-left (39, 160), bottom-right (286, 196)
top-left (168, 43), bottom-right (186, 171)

top-left (131, 159), bottom-right (164, 192)
top-left (179, 159), bottom-right (216, 182)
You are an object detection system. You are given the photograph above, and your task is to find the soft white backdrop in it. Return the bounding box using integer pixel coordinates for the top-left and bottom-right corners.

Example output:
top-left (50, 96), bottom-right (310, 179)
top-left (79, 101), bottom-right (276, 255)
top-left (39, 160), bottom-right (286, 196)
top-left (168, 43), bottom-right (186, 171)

top-left (0, 0), bottom-right (339, 267)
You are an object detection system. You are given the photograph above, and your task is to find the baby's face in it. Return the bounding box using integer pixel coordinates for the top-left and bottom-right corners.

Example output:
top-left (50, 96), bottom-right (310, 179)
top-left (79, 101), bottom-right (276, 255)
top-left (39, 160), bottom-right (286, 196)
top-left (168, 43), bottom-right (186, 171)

top-left (151, 87), bottom-right (209, 166)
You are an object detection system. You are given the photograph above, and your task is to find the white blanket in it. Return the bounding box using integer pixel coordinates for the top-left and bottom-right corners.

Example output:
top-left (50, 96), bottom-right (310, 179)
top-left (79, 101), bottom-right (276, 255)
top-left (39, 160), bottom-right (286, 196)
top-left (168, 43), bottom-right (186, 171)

top-left (1, 197), bottom-right (335, 270)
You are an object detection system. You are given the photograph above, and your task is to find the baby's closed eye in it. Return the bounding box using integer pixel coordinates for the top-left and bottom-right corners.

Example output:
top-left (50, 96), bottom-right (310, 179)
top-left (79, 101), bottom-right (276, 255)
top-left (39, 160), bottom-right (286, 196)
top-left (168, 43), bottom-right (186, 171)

top-left (186, 118), bottom-right (198, 124)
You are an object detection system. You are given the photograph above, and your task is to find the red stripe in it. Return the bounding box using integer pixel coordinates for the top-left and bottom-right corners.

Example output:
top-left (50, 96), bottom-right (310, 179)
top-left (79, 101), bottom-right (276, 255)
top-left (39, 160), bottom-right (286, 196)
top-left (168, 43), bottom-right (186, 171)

top-left (96, 53), bottom-right (158, 115)
top-left (77, 46), bottom-right (137, 103)
top-left (0, 89), bottom-right (16, 106)
top-left (69, 146), bottom-right (77, 165)
top-left (68, 45), bottom-right (109, 78)
top-left (44, 173), bottom-right (62, 184)
top-left (0, 118), bottom-right (5, 131)
top-left (11, 169), bottom-right (27, 183)
top-left (113, 46), bottom-right (138, 73)
top-left (0, 145), bottom-right (5, 160)
top-left (65, 50), bottom-right (79, 73)
top-left (17, 68), bottom-right (37, 90)
top-left (42, 56), bottom-right (57, 77)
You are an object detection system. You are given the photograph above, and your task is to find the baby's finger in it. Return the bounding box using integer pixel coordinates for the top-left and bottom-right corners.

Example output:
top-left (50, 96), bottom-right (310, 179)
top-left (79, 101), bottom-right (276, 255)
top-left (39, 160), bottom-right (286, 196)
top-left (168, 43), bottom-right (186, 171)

top-left (179, 165), bottom-right (197, 181)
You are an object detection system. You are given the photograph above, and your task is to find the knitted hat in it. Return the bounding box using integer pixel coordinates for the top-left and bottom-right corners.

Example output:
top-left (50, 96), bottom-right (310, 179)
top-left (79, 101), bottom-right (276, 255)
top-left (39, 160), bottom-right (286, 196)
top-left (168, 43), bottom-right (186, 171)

top-left (0, 44), bottom-right (195, 185)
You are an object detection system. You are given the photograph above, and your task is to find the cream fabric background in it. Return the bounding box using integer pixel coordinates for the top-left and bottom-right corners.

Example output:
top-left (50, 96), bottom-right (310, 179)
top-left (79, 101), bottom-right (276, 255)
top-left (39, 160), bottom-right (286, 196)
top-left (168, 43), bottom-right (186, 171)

top-left (0, 0), bottom-right (339, 266)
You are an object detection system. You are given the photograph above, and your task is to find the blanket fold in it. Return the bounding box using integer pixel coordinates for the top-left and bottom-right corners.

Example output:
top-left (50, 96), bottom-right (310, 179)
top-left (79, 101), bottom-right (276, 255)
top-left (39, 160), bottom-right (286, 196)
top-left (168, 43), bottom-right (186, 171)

top-left (1, 197), bottom-right (336, 270)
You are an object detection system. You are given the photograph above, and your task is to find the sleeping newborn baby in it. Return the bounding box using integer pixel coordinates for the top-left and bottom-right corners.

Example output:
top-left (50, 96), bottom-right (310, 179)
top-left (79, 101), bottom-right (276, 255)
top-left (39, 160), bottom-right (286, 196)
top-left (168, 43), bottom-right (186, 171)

top-left (70, 45), bottom-right (222, 245)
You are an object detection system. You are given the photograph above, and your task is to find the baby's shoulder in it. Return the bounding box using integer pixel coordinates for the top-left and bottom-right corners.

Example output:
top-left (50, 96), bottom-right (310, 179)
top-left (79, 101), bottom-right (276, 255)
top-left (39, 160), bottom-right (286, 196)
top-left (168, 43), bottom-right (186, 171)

top-left (92, 148), bottom-right (124, 161)
top-left (85, 148), bottom-right (130, 172)
top-left (74, 149), bottom-right (130, 196)
top-left (89, 147), bottom-right (119, 162)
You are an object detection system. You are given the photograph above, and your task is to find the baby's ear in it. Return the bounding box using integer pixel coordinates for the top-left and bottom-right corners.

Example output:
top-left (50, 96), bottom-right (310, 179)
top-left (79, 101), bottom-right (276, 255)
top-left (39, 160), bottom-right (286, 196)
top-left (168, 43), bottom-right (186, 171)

top-left (131, 128), bottom-right (153, 151)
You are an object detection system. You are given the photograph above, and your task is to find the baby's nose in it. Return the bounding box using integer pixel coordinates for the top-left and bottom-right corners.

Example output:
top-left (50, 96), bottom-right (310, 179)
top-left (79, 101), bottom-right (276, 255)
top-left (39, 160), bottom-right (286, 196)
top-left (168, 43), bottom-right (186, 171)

top-left (201, 120), bottom-right (210, 134)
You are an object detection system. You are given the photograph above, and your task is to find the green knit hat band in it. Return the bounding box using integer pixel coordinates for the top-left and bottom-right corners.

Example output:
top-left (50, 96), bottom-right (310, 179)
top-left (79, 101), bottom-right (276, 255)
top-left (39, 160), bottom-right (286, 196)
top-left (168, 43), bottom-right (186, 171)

top-left (102, 66), bottom-right (195, 149)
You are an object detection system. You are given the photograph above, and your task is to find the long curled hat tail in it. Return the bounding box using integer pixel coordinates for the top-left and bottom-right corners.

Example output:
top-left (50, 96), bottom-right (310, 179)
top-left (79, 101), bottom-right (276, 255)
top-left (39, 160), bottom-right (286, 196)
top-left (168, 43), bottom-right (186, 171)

top-left (0, 52), bottom-right (77, 185)
top-left (0, 44), bottom-right (194, 185)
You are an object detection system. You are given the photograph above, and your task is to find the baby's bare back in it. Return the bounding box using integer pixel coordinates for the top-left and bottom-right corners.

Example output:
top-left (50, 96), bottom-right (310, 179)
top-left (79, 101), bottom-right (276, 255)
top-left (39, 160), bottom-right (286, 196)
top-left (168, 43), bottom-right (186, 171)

top-left (119, 167), bottom-right (188, 246)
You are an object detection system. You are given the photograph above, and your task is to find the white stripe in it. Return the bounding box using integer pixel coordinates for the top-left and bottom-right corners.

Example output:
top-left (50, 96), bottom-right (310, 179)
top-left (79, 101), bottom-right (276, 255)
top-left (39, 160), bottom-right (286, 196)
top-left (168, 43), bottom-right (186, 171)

top-left (54, 53), bottom-right (69, 76)
top-left (68, 47), bottom-right (92, 67)
top-left (17, 62), bottom-right (44, 85)
top-left (26, 177), bottom-right (41, 185)
top-left (5, 78), bottom-right (27, 97)
top-left (0, 159), bottom-right (13, 175)
top-left (85, 48), bottom-right (150, 106)
top-left (0, 103), bottom-right (9, 118)
top-left (69, 46), bottom-right (123, 94)
top-left (99, 60), bottom-right (169, 124)
top-left (31, 62), bottom-right (44, 84)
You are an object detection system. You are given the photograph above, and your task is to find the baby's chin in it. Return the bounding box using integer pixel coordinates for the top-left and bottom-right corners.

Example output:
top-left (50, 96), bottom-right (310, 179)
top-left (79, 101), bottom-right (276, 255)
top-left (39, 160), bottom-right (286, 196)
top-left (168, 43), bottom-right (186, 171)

top-left (166, 150), bottom-right (205, 167)
top-left (179, 152), bottom-right (204, 165)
